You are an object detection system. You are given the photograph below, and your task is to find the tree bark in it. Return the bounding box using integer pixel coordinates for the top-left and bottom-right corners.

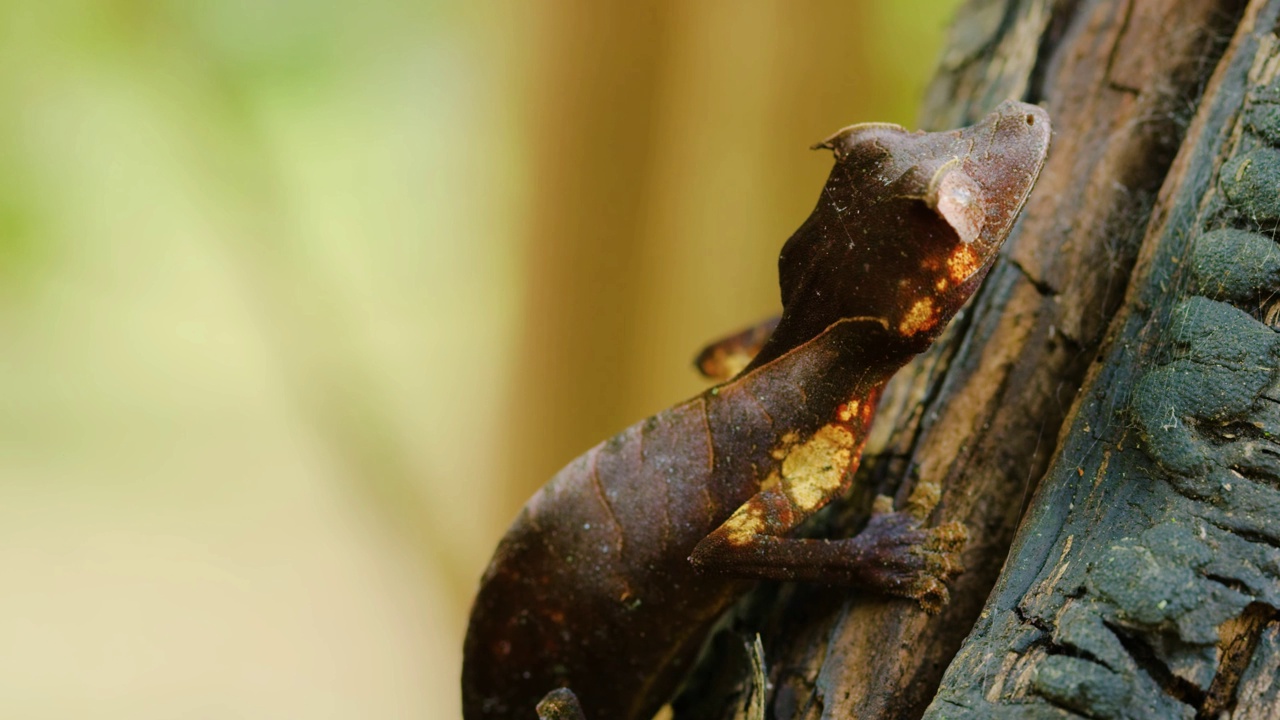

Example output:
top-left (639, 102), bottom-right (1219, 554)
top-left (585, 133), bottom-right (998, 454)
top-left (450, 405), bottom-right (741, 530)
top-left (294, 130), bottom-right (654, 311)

top-left (675, 0), bottom-right (1280, 718)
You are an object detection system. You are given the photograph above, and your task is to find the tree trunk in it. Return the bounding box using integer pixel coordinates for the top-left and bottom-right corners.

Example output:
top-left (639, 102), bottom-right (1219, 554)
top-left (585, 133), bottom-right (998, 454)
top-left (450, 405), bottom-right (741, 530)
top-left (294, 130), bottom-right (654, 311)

top-left (675, 0), bottom-right (1280, 717)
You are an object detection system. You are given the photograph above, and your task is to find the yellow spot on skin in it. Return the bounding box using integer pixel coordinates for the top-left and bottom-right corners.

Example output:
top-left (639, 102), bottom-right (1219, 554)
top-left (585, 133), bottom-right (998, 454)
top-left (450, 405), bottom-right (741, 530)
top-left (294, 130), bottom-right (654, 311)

top-left (948, 244), bottom-right (981, 283)
top-left (721, 505), bottom-right (766, 545)
top-left (898, 297), bottom-right (937, 336)
top-left (837, 400), bottom-right (861, 423)
top-left (717, 425), bottom-right (859, 547)
top-left (779, 425), bottom-right (855, 512)
top-left (935, 277), bottom-right (949, 292)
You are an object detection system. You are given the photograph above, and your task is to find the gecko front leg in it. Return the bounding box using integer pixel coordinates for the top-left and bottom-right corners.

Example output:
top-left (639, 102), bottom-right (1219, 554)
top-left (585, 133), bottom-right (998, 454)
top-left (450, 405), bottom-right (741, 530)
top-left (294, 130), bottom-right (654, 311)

top-left (692, 482), bottom-right (966, 611)
top-left (689, 393), bottom-right (966, 612)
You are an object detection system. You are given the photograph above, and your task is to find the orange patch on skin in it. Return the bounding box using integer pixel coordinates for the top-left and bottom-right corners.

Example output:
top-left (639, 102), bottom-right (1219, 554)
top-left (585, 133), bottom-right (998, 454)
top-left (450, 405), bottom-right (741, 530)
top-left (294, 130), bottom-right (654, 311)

top-left (947, 244), bottom-right (982, 282)
top-left (898, 297), bottom-right (938, 336)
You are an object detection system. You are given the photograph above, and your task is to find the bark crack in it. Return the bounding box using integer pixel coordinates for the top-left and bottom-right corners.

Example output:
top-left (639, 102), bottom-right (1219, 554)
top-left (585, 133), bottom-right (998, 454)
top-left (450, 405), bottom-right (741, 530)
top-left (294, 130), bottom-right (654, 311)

top-left (1200, 602), bottom-right (1280, 718)
top-left (1102, 620), bottom-right (1205, 711)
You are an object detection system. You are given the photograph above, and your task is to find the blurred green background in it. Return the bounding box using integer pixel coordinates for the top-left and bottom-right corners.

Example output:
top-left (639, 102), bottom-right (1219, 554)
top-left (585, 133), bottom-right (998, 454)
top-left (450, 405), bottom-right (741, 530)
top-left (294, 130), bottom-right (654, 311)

top-left (0, 1), bottom-right (959, 717)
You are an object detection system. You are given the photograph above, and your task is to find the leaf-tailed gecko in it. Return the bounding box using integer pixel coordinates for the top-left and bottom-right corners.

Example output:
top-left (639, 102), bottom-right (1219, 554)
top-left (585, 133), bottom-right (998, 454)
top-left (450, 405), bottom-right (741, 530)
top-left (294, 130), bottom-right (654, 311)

top-left (463, 100), bottom-right (1051, 720)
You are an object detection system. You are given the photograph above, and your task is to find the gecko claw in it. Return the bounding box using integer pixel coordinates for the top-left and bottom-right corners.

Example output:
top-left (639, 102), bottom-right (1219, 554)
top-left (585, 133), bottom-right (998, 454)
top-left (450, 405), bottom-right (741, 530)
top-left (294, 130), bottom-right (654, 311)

top-left (911, 577), bottom-right (950, 615)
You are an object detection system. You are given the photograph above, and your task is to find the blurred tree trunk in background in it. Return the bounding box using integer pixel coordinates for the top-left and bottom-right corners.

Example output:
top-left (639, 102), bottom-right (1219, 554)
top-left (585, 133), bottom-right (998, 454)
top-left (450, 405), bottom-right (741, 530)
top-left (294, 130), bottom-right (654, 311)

top-left (666, 1), bottom-right (1280, 718)
top-left (503, 2), bottom-right (956, 507)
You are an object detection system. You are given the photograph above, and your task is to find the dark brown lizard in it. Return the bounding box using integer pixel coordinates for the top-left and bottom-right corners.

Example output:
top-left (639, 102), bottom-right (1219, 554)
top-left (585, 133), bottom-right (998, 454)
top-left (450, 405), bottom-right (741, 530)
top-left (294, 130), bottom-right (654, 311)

top-left (462, 100), bottom-right (1051, 720)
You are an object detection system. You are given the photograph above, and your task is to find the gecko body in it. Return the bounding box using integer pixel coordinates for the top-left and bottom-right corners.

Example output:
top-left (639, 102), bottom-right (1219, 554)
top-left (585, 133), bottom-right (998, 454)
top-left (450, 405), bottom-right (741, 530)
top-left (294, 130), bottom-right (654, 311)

top-left (463, 101), bottom-right (1051, 720)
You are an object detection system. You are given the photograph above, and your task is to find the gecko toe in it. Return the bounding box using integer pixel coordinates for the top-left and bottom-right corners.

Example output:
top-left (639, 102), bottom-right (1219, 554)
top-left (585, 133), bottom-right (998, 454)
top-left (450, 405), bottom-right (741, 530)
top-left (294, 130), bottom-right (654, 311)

top-left (923, 520), bottom-right (968, 553)
top-left (910, 577), bottom-right (950, 614)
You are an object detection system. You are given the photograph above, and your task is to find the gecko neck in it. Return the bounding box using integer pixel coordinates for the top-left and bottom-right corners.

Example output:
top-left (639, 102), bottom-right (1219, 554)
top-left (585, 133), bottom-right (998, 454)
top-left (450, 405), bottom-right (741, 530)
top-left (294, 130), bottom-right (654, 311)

top-left (746, 254), bottom-right (992, 377)
top-left (726, 317), bottom-right (925, 434)
top-left (746, 310), bottom-right (934, 382)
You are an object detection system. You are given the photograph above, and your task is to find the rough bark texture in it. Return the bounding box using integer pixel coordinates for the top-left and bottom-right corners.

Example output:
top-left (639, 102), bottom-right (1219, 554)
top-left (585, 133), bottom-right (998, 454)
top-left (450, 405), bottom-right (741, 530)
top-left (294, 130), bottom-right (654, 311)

top-left (676, 0), bottom-right (1280, 718)
top-left (927, 0), bottom-right (1280, 716)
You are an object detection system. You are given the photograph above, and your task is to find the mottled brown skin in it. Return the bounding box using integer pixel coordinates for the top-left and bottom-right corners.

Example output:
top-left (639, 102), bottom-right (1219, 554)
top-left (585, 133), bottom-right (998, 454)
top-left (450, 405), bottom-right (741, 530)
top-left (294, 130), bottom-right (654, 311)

top-left (463, 101), bottom-right (1051, 720)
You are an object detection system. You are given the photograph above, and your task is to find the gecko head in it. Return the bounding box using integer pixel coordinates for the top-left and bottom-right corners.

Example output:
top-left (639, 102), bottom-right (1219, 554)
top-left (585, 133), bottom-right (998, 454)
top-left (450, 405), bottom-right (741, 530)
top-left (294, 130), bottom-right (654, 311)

top-left (771, 101), bottom-right (1051, 352)
top-left (916, 101), bottom-right (1051, 273)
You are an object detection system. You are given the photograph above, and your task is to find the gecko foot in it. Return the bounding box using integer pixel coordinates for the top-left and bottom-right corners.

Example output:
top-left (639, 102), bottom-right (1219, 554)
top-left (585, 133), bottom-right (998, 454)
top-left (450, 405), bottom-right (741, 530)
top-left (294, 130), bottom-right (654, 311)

top-left (852, 509), bottom-right (968, 613)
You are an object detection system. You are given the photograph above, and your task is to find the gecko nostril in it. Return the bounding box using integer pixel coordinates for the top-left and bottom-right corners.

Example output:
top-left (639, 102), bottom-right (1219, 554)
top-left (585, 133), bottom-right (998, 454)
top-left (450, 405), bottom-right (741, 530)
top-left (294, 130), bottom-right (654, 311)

top-left (1025, 114), bottom-right (1036, 126)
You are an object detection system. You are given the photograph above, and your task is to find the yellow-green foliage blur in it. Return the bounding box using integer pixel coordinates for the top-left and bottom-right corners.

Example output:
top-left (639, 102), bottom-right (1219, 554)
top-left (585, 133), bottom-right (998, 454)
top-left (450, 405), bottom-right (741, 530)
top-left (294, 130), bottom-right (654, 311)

top-left (0, 1), bottom-right (959, 717)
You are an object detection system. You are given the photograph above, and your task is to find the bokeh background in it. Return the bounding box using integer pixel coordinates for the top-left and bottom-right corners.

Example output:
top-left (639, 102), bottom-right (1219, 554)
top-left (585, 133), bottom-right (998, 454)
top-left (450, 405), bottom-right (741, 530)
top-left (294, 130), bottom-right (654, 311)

top-left (0, 1), bottom-right (960, 717)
